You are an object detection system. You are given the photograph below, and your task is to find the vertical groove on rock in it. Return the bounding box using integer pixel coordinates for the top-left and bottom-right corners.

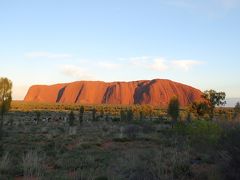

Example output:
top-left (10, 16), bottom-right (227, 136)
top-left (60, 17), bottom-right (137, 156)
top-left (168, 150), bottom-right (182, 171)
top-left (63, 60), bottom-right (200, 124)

top-left (75, 85), bottom-right (84, 103)
top-left (56, 86), bottom-right (66, 103)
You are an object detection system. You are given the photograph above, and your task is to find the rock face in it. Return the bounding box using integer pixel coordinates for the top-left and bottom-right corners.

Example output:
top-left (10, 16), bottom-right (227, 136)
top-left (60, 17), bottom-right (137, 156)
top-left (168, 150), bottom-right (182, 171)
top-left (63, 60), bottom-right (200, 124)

top-left (24, 79), bottom-right (203, 106)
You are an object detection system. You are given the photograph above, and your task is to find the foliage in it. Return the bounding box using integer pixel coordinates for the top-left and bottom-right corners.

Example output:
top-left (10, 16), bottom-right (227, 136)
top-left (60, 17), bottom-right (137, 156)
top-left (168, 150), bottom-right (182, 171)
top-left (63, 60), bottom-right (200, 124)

top-left (11, 101), bottom-right (165, 120)
top-left (139, 111), bottom-right (144, 121)
top-left (234, 102), bottom-right (240, 113)
top-left (1, 109), bottom-right (239, 179)
top-left (126, 109), bottom-right (133, 121)
top-left (0, 152), bottom-right (11, 174)
top-left (167, 96), bottom-right (180, 125)
top-left (105, 114), bottom-right (109, 121)
top-left (3, 97), bottom-right (240, 179)
top-left (218, 126), bottom-right (240, 180)
top-left (68, 111), bottom-right (75, 126)
top-left (175, 120), bottom-right (223, 148)
top-left (203, 90), bottom-right (226, 107)
top-left (0, 77), bottom-right (12, 120)
top-left (120, 109), bottom-right (127, 121)
top-left (110, 147), bottom-right (191, 180)
top-left (202, 90), bottom-right (226, 118)
top-left (100, 108), bottom-right (104, 118)
top-left (186, 112), bottom-right (192, 123)
top-left (35, 111), bottom-right (41, 123)
top-left (92, 108), bottom-right (97, 121)
top-left (22, 150), bottom-right (45, 178)
top-left (79, 106), bottom-right (84, 124)
top-left (190, 101), bottom-right (210, 119)
top-left (0, 77), bottom-right (12, 153)
top-left (123, 124), bottom-right (140, 139)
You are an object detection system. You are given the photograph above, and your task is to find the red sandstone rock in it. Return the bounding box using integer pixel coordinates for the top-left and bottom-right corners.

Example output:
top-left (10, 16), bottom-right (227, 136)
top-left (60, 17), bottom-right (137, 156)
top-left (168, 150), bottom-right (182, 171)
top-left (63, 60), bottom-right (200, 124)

top-left (24, 79), bottom-right (203, 106)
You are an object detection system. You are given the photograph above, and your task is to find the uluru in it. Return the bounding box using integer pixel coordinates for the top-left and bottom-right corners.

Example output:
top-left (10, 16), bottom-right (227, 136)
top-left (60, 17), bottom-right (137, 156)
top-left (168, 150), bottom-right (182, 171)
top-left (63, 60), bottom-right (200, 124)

top-left (24, 79), bottom-right (202, 107)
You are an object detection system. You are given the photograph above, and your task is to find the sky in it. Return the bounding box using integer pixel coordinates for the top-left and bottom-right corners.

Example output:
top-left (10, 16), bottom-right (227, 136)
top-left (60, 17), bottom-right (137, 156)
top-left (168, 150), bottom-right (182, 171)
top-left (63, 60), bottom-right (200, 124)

top-left (0, 0), bottom-right (240, 100)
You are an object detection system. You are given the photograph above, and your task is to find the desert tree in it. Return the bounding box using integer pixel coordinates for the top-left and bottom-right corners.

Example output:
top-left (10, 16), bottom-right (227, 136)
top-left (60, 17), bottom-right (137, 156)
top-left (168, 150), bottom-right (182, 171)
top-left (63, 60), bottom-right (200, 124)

top-left (186, 112), bottom-right (192, 124)
top-left (202, 90), bottom-right (226, 118)
top-left (79, 106), bottom-right (84, 124)
top-left (100, 108), bottom-right (104, 118)
top-left (0, 78), bottom-right (12, 124)
top-left (105, 114), bottom-right (109, 121)
top-left (139, 111), bottom-right (144, 121)
top-left (190, 101), bottom-right (210, 119)
top-left (120, 109), bottom-right (126, 121)
top-left (34, 111), bottom-right (41, 124)
top-left (127, 109), bottom-right (133, 121)
top-left (92, 108), bottom-right (96, 121)
top-left (0, 77), bottom-right (12, 152)
top-left (234, 102), bottom-right (240, 119)
top-left (68, 111), bottom-right (75, 126)
top-left (234, 102), bottom-right (240, 113)
top-left (141, 105), bottom-right (153, 120)
top-left (167, 96), bottom-right (180, 127)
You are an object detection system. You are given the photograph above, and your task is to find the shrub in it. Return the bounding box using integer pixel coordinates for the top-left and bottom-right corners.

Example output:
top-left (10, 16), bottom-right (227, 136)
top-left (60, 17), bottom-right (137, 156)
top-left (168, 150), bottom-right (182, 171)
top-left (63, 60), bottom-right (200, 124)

top-left (108, 147), bottom-right (191, 180)
top-left (139, 111), bottom-right (144, 121)
top-left (35, 111), bottom-right (41, 123)
top-left (92, 108), bottom-right (97, 121)
top-left (175, 120), bottom-right (223, 150)
top-left (111, 117), bottom-right (120, 122)
top-left (0, 152), bottom-right (11, 174)
top-left (234, 102), bottom-right (240, 113)
top-left (186, 112), bottom-right (192, 123)
top-left (100, 109), bottom-right (104, 118)
top-left (123, 125), bottom-right (140, 139)
top-left (68, 111), bottom-right (75, 126)
top-left (69, 126), bottom-right (77, 135)
top-left (189, 101), bottom-right (210, 119)
top-left (120, 110), bottom-right (127, 121)
top-left (105, 114), bottom-right (109, 121)
top-left (79, 106), bottom-right (84, 124)
top-left (233, 102), bottom-right (240, 119)
top-left (126, 109), bottom-right (133, 121)
top-left (202, 90), bottom-right (226, 118)
top-left (168, 97), bottom-right (180, 127)
top-left (218, 126), bottom-right (240, 180)
top-left (95, 176), bottom-right (108, 180)
top-left (22, 150), bottom-right (45, 178)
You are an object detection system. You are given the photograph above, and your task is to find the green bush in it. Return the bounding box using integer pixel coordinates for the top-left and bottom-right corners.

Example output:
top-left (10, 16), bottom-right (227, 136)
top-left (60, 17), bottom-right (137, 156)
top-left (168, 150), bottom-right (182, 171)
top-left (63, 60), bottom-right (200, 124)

top-left (127, 109), bottom-right (133, 121)
top-left (167, 97), bottom-right (180, 126)
top-left (174, 120), bottom-right (223, 148)
top-left (79, 106), bottom-right (84, 124)
top-left (92, 108), bottom-right (97, 121)
top-left (68, 111), bottom-right (75, 126)
top-left (120, 110), bottom-right (127, 121)
top-left (218, 126), bottom-right (240, 180)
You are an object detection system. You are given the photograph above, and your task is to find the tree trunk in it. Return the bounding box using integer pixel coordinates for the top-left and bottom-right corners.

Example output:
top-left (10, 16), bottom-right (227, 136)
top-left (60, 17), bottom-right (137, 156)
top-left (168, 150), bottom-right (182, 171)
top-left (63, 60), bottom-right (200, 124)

top-left (210, 108), bottom-right (214, 120)
top-left (0, 114), bottom-right (4, 153)
top-left (0, 114), bottom-right (3, 138)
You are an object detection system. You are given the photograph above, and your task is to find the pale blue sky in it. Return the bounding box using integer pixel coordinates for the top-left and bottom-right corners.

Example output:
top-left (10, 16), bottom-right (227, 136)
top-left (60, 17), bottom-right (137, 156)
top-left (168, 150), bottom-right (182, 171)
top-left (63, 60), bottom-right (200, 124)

top-left (0, 0), bottom-right (240, 100)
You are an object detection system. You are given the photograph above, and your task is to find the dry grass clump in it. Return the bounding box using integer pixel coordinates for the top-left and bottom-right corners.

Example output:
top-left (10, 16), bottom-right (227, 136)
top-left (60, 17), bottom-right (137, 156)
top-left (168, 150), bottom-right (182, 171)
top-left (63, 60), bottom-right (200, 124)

top-left (108, 145), bottom-right (191, 180)
top-left (0, 152), bottom-right (11, 174)
top-left (22, 150), bottom-right (45, 178)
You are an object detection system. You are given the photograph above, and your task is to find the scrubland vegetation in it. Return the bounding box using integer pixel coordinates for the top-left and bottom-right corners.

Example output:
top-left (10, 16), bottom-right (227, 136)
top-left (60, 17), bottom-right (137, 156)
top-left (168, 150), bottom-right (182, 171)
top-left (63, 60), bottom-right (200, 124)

top-left (0, 100), bottom-right (239, 180)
